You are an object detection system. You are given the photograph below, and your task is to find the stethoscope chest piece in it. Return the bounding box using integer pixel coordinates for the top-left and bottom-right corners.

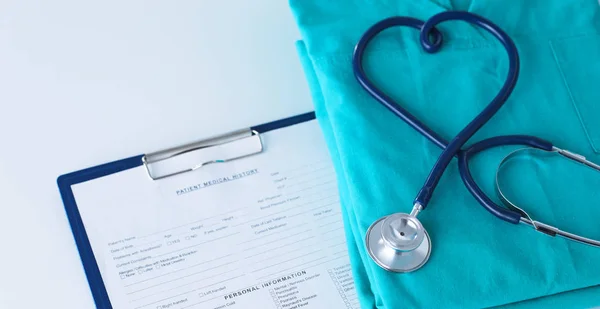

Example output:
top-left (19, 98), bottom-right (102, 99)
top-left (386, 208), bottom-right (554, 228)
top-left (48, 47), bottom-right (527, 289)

top-left (366, 213), bottom-right (431, 273)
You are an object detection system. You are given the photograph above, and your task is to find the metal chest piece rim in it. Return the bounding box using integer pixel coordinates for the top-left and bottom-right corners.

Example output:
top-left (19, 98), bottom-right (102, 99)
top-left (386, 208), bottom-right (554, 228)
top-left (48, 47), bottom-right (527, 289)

top-left (366, 206), bottom-right (431, 273)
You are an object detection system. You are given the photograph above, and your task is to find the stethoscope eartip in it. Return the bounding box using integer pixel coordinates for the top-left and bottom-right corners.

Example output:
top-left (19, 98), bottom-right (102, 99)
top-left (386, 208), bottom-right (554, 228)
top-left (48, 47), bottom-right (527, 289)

top-left (366, 213), bottom-right (431, 273)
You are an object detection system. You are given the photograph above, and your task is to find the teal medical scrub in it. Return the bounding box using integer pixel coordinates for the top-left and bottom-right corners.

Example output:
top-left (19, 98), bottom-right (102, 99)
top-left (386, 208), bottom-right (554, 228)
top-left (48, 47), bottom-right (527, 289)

top-left (290, 0), bottom-right (600, 308)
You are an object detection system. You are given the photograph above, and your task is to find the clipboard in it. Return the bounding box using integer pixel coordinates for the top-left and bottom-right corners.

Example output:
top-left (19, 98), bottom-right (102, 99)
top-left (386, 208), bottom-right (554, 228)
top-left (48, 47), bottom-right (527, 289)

top-left (57, 112), bottom-right (316, 309)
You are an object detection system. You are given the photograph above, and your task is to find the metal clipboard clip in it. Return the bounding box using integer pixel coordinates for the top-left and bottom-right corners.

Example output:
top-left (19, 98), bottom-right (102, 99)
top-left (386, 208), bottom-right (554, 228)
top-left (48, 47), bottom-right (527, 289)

top-left (142, 129), bottom-right (263, 180)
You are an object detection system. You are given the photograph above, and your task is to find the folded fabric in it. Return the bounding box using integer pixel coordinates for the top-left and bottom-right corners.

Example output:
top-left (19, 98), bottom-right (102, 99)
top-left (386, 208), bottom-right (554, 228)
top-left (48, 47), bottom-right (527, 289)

top-left (289, 0), bottom-right (600, 308)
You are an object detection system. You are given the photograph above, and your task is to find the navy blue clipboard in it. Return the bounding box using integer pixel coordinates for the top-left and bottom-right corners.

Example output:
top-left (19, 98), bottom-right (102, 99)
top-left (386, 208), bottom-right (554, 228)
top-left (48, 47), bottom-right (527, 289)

top-left (57, 112), bottom-right (316, 309)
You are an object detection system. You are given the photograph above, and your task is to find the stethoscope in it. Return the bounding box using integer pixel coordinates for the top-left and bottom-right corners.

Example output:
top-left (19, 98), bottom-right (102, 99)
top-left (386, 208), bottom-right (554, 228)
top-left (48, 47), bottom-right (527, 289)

top-left (353, 11), bottom-right (600, 273)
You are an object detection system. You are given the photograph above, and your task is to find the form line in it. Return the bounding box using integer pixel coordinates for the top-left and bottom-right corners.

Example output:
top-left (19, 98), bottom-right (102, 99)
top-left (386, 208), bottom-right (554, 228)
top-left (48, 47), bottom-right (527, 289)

top-left (244, 234), bottom-right (315, 252)
top-left (256, 257), bottom-right (329, 280)
top-left (319, 219), bottom-right (342, 228)
top-left (322, 234), bottom-right (345, 242)
top-left (133, 272), bottom-right (241, 303)
top-left (244, 236), bottom-right (315, 258)
top-left (285, 164), bottom-right (333, 181)
top-left (252, 250), bottom-right (322, 273)
top-left (233, 208), bottom-right (301, 227)
top-left (124, 253), bottom-right (233, 287)
top-left (245, 240), bottom-right (318, 260)
top-left (285, 173), bottom-right (335, 188)
top-left (180, 294), bottom-right (229, 309)
top-left (238, 224), bottom-right (308, 245)
top-left (294, 195), bottom-right (339, 209)
top-left (283, 180), bottom-right (336, 196)
top-left (134, 239), bottom-right (164, 249)
top-left (305, 255), bottom-right (348, 269)
top-left (329, 242), bottom-right (347, 249)
top-left (290, 190), bottom-right (336, 201)
top-left (315, 212), bottom-right (341, 221)
top-left (137, 207), bottom-right (246, 239)
top-left (294, 198), bottom-right (340, 213)
top-left (257, 255), bottom-right (348, 281)
top-left (278, 159), bottom-right (329, 175)
top-left (127, 261), bottom-right (232, 295)
top-left (153, 232), bottom-right (240, 258)
top-left (323, 226), bottom-right (343, 235)
top-left (287, 201), bottom-right (340, 219)
top-left (233, 196), bottom-right (336, 227)
top-left (133, 275), bottom-right (243, 308)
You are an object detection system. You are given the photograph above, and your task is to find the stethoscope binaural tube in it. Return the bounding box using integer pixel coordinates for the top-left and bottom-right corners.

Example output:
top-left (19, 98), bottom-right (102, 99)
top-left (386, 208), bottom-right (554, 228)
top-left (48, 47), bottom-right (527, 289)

top-left (493, 147), bottom-right (600, 248)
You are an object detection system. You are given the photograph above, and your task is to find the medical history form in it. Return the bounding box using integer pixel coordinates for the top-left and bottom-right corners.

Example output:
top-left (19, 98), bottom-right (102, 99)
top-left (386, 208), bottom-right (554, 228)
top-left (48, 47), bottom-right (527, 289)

top-left (58, 114), bottom-right (360, 309)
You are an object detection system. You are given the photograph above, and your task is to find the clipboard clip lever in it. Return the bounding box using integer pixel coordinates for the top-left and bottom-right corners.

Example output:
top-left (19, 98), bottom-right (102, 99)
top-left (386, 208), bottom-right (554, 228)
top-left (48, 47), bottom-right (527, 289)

top-left (142, 129), bottom-right (263, 180)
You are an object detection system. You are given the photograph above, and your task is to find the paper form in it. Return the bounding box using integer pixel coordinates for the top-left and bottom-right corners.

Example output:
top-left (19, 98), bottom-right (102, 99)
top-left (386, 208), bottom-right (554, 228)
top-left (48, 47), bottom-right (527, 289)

top-left (71, 120), bottom-right (360, 309)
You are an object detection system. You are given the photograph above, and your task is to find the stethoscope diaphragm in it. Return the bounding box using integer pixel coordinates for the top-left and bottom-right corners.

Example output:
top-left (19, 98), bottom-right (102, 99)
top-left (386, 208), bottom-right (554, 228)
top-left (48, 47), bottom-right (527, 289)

top-left (365, 212), bottom-right (431, 273)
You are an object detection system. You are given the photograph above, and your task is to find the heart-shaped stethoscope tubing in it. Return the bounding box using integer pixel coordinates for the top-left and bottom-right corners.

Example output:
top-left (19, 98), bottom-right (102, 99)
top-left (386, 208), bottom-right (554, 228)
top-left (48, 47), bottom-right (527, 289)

top-left (353, 11), bottom-right (600, 273)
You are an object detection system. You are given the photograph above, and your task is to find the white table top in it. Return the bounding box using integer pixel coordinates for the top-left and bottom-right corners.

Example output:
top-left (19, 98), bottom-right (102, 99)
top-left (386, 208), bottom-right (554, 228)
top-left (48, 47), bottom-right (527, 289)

top-left (0, 1), bottom-right (312, 307)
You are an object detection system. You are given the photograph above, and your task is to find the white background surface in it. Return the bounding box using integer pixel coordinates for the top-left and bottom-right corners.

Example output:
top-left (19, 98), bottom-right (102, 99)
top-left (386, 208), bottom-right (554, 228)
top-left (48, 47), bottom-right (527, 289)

top-left (0, 1), bottom-right (312, 308)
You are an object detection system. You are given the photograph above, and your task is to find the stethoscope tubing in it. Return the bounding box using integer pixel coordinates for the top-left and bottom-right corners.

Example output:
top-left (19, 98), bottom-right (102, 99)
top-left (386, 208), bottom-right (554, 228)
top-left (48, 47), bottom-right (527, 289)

top-left (458, 135), bottom-right (553, 223)
top-left (415, 12), bottom-right (520, 208)
top-left (356, 11), bottom-right (600, 268)
top-left (352, 17), bottom-right (448, 150)
top-left (352, 11), bottom-right (554, 224)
